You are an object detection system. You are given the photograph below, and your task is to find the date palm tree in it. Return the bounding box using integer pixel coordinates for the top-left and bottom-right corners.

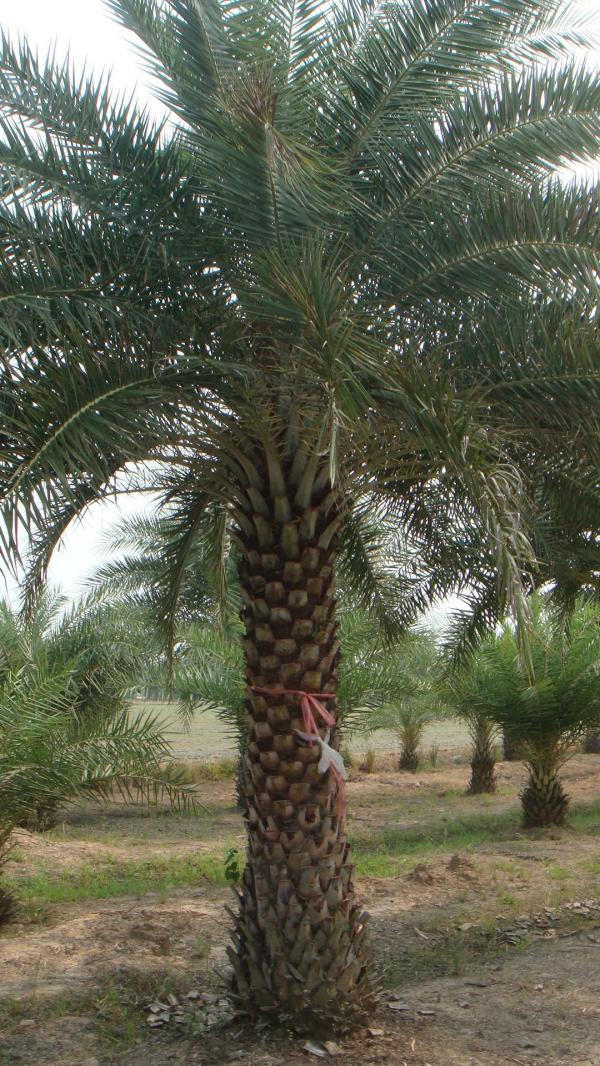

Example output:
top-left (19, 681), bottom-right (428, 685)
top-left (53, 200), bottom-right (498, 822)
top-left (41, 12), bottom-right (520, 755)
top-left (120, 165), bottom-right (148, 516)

top-left (0, 594), bottom-right (193, 922)
top-left (2, 0), bottom-right (600, 1029)
top-left (450, 596), bottom-right (600, 825)
top-left (0, 594), bottom-right (193, 825)
top-left (445, 655), bottom-right (501, 793)
top-left (369, 629), bottom-right (444, 771)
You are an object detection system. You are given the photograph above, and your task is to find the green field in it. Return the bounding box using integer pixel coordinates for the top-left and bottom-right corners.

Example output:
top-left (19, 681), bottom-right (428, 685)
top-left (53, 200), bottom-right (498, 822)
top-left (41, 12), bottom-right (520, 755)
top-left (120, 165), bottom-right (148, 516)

top-left (132, 700), bottom-right (470, 762)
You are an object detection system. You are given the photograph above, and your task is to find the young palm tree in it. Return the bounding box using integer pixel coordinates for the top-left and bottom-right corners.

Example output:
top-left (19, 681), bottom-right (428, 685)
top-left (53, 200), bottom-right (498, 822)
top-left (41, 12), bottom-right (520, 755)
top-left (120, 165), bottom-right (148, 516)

top-left (467, 714), bottom-right (499, 793)
top-left (393, 703), bottom-right (428, 770)
top-left (451, 598), bottom-right (600, 825)
top-left (370, 630), bottom-right (443, 771)
top-left (445, 659), bottom-right (500, 793)
top-left (0, 595), bottom-right (193, 920)
top-left (2, 0), bottom-right (600, 1028)
top-left (0, 596), bottom-right (193, 826)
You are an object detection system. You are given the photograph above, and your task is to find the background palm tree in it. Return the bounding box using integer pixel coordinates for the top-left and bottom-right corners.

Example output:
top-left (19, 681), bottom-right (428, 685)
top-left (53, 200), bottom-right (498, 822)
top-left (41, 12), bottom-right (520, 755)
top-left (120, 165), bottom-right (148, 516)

top-left (369, 630), bottom-right (444, 771)
top-left (449, 596), bottom-right (600, 826)
top-left (0, 595), bottom-right (193, 826)
top-left (2, 0), bottom-right (600, 1029)
top-left (444, 655), bottom-right (501, 793)
top-left (0, 594), bottom-right (193, 922)
top-left (583, 731), bottom-right (600, 754)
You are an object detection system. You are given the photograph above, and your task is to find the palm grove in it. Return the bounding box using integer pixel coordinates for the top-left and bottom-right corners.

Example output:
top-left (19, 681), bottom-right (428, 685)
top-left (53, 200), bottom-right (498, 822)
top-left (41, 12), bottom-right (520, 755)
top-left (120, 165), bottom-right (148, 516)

top-left (2, 0), bottom-right (600, 1031)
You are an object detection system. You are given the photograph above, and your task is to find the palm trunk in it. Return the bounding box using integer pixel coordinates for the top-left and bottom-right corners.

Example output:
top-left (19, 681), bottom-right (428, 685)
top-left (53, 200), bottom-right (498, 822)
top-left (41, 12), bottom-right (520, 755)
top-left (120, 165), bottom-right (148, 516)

top-left (583, 731), bottom-right (600, 754)
top-left (468, 752), bottom-right (496, 794)
top-left (0, 883), bottom-right (15, 927)
top-left (17, 803), bottom-right (58, 832)
top-left (502, 728), bottom-right (521, 762)
top-left (398, 739), bottom-right (419, 772)
top-left (521, 759), bottom-right (569, 828)
top-left (467, 719), bottom-right (496, 794)
top-left (228, 457), bottom-right (371, 1032)
top-left (0, 829), bottom-right (15, 926)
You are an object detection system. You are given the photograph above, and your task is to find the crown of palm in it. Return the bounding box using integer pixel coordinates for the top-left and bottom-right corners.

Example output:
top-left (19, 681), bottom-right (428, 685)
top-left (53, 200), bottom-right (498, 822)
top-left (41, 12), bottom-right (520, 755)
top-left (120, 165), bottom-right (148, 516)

top-left (1, 0), bottom-right (600, 637)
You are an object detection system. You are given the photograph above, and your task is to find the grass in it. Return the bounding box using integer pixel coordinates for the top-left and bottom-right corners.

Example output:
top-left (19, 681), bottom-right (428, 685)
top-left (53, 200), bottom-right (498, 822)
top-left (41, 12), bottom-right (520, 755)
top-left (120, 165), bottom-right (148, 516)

top-left (351, 798), bottom-right (600, 879)
top-left (178, 757), bottom-right (238, 783)
top-left (549, 865), bottom-right (571, 881)
top-left (7, 850), bottom-right (233, 906)
top-left (569, 798), bottom-right (600, 832)
top-left (0, 989), bottom-right (92, 1032)
top-left (13, 798), bottom-right (600, 910)
top-left (0, 967), bottom-right (195, 1050)
top-left (351, 807), bottom-right (521, 877)
top-left (46, 803), bottom-right (238, 847)
top-left (381, 922), bottom-right (506, 986)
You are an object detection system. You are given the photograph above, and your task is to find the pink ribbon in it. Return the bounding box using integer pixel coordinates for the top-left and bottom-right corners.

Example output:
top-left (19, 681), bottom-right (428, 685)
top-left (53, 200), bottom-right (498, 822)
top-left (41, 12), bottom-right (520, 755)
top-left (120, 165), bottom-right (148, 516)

top-left (250, 686), bottom-right (346, 820)
top-left (250, 686), bottom-right (336, 739)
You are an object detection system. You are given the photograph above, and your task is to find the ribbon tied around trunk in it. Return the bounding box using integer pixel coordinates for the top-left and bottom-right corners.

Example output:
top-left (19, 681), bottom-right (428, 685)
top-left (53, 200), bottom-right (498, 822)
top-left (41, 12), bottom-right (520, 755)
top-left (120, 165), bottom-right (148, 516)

top-left (250, 686), bottom-right (347, 819)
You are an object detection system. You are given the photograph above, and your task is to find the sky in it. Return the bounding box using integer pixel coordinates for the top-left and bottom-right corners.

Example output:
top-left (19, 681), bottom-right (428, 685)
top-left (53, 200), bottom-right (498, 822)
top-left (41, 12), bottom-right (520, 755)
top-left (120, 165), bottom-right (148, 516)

top-left (0, 0), bottom-right (599, 605)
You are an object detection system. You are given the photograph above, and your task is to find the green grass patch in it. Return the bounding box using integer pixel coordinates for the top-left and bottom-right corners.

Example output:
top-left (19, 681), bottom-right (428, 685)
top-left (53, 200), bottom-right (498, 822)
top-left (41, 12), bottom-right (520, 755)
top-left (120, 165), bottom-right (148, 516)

top-left (47, 804), bottom-right (235, 847)
top-left (178, 757), bottom-right (237, 783)
top-left (352, 798), bottom-right (600, 879)
top-left (7, 850), bottom-right (232, 906)
top-left (351, 807), bottom-right (521, 877)
top-left (549, 865), bottom-right (571, 882)
top-left (0, 990), bottom-right (93, 1035)
top-left (569, 798), bottom-right (600, 832)
top-left (381, 924), bottom-right (504, 986)
top-left (9, 801), bottom-right (600, 913)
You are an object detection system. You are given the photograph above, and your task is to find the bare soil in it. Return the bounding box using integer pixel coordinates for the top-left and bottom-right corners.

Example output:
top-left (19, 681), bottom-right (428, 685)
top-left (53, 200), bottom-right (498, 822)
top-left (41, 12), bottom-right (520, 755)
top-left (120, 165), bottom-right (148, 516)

top-left (1, 752), bottom-right (600, 1065)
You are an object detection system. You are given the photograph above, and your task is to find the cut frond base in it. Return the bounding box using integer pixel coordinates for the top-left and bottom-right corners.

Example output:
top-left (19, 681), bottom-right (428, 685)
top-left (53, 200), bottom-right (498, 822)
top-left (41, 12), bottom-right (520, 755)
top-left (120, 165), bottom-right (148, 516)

top-left (521, 767), bottom-right (569, 828)
top-left (467, 754), bottom-right (497, 794)
top-left (0, 883), bottom-right (16, 927)
top-left (229, 870), bottom-right (374, 1035)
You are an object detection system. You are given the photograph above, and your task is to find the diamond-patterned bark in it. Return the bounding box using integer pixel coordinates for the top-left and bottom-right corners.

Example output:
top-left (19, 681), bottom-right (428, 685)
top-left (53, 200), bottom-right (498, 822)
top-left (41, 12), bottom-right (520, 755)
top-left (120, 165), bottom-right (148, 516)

top-left (468, 753), bottom-right (496, 794)
top-left (228, 469), bottom-right (372, 1031)
top-left (521, 764), bottom-right (569, 827)
top-left (468, 728), bottom-right (497, 794)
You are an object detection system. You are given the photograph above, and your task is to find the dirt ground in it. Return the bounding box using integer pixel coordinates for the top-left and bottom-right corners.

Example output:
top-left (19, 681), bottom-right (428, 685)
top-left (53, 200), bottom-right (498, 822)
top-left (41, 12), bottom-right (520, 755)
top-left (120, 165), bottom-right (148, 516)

top-left (1, 752), bottom-right (600, 1066)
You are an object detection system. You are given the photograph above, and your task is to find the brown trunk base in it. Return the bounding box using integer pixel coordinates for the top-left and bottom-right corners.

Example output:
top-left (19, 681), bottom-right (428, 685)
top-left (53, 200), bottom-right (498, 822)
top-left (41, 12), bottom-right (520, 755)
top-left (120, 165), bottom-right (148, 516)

top-left (0, 884), bottom-right (16, 927)
top-left (18, 805), bottom-right (58, 833)
top-left (583, 732), bottom-right (600, 755)
top-left (502, 732), bottom-right (521, 762)
top-left (398, 747), bottom-right (419, 772)
top-left (229, 861), bottom-right (374, 1034)
top-left (521, 768), bottom-right (569, 828)
top-left (468, 755), bottom-right (496, 794)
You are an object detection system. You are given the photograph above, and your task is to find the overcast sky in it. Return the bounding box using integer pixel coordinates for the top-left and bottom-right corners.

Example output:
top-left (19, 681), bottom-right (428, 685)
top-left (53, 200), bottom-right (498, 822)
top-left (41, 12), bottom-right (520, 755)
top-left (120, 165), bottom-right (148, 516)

top-left (0, 0), bottom-right (599, 605)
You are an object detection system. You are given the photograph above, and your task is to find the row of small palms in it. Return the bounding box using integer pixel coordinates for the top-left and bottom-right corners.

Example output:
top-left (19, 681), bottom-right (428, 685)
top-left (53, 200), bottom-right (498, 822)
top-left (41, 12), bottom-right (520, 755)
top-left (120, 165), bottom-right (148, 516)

top-left (449, 596), bottom-right (600, 825)
top-left (178, 596), bottom-right (600, 829)
top-left (97, 515), bottom-right (600, 829)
